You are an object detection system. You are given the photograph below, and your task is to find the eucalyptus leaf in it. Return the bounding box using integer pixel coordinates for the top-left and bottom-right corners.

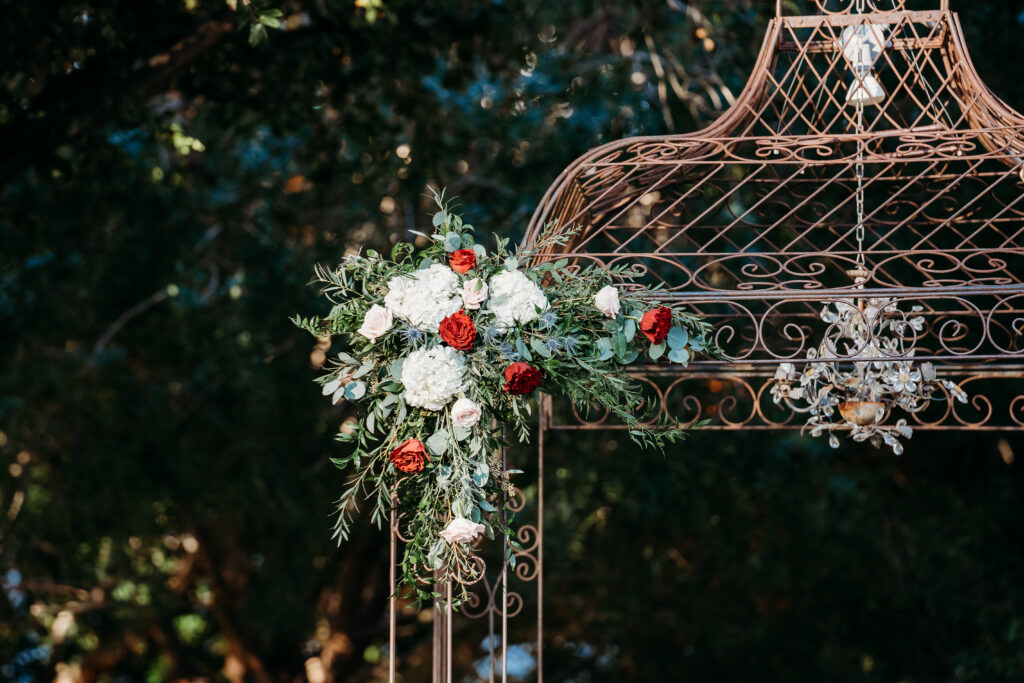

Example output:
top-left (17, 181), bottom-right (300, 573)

top-left (471, 462), bottom-right (489, 486)
top-left (418, 257), bottom-right (433, 269)
top-left (667, 347), bottom-right (691, 364)
top-left (649, 341), bottom-right (666, 361)
top-left (389, 357), bottom-right (405, 380)
top-left (596, 337), bottom-right (614, 361)
top-left (344, 381), bottom-right (366, 400)
top-left (667, 326), bottom-right (689, 350)
top-left (530, 337), bottom-right (553, 358)
top-left (453, 425), bottom-right (472, 442)
top-left (613, 332), bottom-right (628, 358)
top-left (352, 359), bottom-right (374, 378)
top-left (623, 318), bottom-right (636, 343)
top-left (322, 379), bottom-right (341, 396)
top-left (444, 232), bottom-right (462, 252)
top-left (425, 430), bottom-right (449, 456)
top-left (515, 336), bottom-right (533, 362)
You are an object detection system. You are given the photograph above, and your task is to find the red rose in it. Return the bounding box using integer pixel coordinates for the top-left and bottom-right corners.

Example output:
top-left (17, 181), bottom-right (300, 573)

top-left (439, 311), bottom-right (476, 350)
top-left (640, 307), bottom-right (672, 344)
top-left (389, 439), bottom-right (429, 473)
top-left (449, 249), bottom-right (477, 274)
top-left (503, 362), bottom-right (543, 395)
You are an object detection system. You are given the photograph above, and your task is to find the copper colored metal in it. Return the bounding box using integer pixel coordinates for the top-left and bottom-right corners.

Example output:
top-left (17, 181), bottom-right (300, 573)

top-left (524, 2), bottom-right (1024, 435)
top-left (407, 2), bottom-right (1024, 681)
top-left (838, 400), bottom-right (887, 425)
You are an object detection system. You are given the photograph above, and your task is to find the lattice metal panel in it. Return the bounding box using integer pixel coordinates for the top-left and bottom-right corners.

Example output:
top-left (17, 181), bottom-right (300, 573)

top-left (526, 0), bottom-right (1024, 432)
top-left (395, 4), bottom-right (1024, 683)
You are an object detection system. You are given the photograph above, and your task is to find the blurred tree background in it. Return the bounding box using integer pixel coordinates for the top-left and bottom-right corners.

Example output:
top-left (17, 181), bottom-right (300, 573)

top-left (1, 0), bottom-right (1023, 681)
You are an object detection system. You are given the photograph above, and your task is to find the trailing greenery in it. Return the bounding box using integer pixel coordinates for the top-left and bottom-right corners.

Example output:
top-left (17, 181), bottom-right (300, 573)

top-left (294, 190), bottom-right (719, 602)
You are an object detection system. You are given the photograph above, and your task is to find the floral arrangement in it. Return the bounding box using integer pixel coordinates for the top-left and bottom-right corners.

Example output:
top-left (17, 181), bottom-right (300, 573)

top-left (293, 190), bottom-right (718, 602)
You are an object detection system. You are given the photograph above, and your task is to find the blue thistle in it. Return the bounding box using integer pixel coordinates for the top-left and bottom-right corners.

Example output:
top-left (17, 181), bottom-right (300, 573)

top-left (497, 343), bottom-right (520, 361)
top-left (543, 338), bottom-right (562, 354)
top-left (482, 325), bottom-right (505, 345)
top-left (398, 325), bottom-right (425, 345)
top-left (560, 335), bottom-right (580, 356)
top-left (538, 310), bottom-right (559, 331)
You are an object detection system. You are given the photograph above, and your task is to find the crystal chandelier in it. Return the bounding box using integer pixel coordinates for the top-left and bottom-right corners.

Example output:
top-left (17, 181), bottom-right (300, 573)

top-left (769, 66), bottom-right (968, 454)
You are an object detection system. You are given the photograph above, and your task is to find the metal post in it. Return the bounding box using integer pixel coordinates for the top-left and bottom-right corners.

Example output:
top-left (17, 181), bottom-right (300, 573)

top-left (388, 496), bottom-right (397, 683)
top-left (536, 396), bottom-right (546, 682)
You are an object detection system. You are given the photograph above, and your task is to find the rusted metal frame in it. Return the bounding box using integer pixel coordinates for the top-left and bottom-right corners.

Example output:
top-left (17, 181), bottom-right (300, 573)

top-left (891, 18), bottom-right (959, 129)
top-left (857, 161), bottom-right (992, 257)
top-left (865, 19), bottom-right (947, 132)
top-left (779, 158), bottom-right (902, 254)
top-left (599, 163), bottom-right (723, 255)
top-left (564, 125), bottom-right (1024, 166)
top-left (946, 13), bottom-right (1024, 155)
top-left (951, 181), bottom-right (1024, 251)
top-left (870, 22), bottom-right (959, 132)
top-left (778, 23), bottom-right (861, 136)
top-left (523, 18), bottom-right (783, 245)
top-left (744, 20), bottom-right (836, 136)
top-left (887, 40), bottom-right (970, 134)
top-left (729, 164), bottom-right (851, 254)
top-left (646, 281), bottom-right (1024, 300)
top-left (592, 163), bottom-right (703, 255)
top-left (657, 164), bottom-right (781, 254)
top-left (859, 156), bottom-right (982, 250)
top-left (900, 159), bottom-right (1015, 250)
top-left (766, 30), bottom-right (849, 136)
top-left (583, 363), bottom-right (1024, 377)
top-left (547, 424), bottom-right (1024, 432)
top-left (998, 223), bottom-right (1024, 251)
top-left (555, 165), bottom-right (644, 252)
top-left (536, 399), bottom-right (546, 682)
top-left (782, 10), bottom-right (946, 29)
top-left (778, 35), bottom-right (944, 54)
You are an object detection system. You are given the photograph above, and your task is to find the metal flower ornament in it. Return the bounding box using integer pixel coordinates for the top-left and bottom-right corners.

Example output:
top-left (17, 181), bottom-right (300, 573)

top-left (294, 190), bottom-right (720, 603)
top-left (770, 296), bottom-right (968, 455)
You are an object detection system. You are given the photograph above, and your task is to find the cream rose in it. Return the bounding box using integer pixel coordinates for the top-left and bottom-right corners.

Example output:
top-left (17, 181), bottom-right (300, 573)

top-left (460, 278), bottom-right (488, 310)
top-left (450, 397), bottom-right (482, 428)
top-left (357, 304), bottom-right (393, 342)
top-left (594, 285), bottom-right (620, 319)
top-left (440, 517), bottom-right (486, 545)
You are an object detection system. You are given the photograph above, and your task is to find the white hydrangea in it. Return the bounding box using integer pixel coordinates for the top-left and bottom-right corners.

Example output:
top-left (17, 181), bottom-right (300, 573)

top-left (401, 346), bottom-right (467, 411)
top-left (384, 264), bottom-right (462, 332)
top-left (487, 269), bottom-right (548, 329)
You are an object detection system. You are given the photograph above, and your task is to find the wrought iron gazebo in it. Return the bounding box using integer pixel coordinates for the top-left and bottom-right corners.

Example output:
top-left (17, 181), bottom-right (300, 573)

top-left (388, 0), bottom-right (1024, 679)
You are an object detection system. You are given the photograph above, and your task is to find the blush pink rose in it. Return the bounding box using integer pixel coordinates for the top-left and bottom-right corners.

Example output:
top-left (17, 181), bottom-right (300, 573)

top-left (440, 517), bottom-right (486, 544)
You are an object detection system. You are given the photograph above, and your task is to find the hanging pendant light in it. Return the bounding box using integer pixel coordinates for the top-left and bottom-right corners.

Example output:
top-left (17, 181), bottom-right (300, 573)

top-left (841, 23), bottom-right (889, 107)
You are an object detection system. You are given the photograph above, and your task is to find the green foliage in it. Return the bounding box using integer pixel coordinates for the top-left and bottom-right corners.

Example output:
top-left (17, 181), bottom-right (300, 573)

top-left (0, 0), bottom-right (1022, 680)
top-left (296, 191), bottom-right (719, 602)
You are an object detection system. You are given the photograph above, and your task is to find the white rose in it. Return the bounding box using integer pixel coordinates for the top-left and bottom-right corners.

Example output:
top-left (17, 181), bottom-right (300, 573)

top-left (440, 517), bottom-right (486, 545)
top-left (461, 278), bottom-right (489, 310)
top-left (357, 304), bottom-right (393, 342)
top-left (450, 397), bottom-right (482, 428)
top-left (594, 285), bottom-right (620, 319)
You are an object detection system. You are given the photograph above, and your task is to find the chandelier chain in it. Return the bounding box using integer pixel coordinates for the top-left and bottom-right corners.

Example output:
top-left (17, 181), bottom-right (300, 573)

top-left (855, 102), bottom-right (866, 274)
